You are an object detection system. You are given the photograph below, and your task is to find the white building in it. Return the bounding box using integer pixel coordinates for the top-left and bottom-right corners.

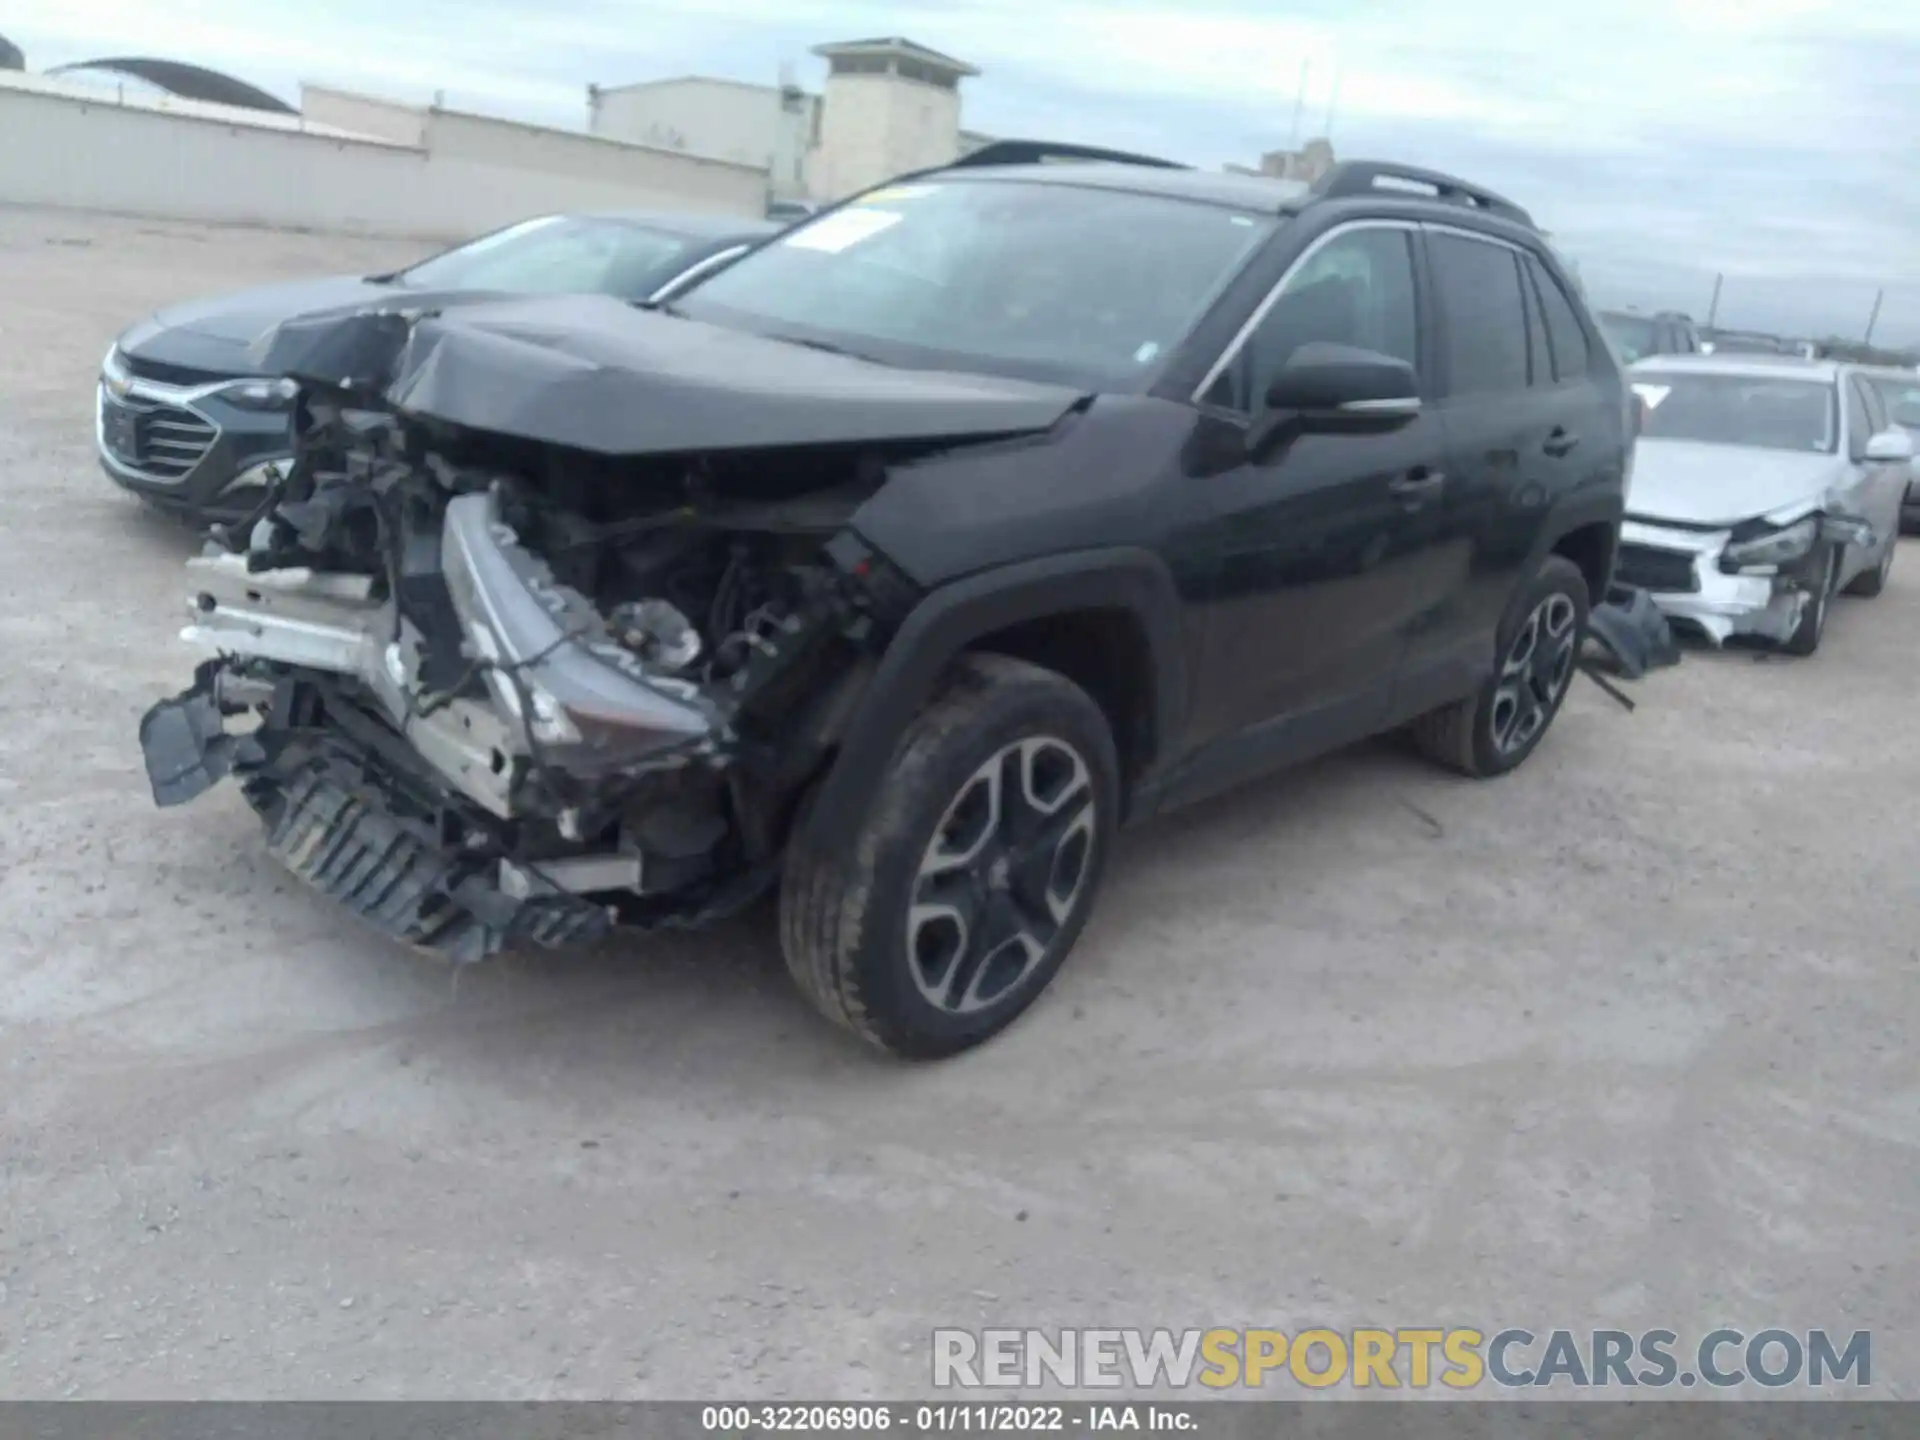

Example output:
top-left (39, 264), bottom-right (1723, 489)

top-left (589, 36), bottom-right (979, 208)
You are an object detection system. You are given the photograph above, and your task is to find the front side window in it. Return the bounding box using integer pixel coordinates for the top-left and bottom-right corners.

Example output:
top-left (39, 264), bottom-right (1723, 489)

top-left (1428, 232), bottom-right (1529, 398)
top-left (674, 178), bottom-right (1276, 390)
top-left (1844, 380), bottom-right (1876, 457)
top-left (1631, 371), bottom-right (1837, 453)
top-left (1868, 377), bottom-right (1920, 429)
top-left (1204, 225), bottom-right (1420, 411)
top-left (395, 216), bottom-right (697, 300)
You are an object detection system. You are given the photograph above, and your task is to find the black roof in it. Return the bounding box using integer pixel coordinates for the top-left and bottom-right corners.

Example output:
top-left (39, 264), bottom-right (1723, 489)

top-left (593, 210), bottom-right (781, 241)
top-left (932, 153), bottom-right (1535, 228)
top-left (940, 162), bottom-right (1315, 214)
top-left (47, 57), bottom-right (294, 112)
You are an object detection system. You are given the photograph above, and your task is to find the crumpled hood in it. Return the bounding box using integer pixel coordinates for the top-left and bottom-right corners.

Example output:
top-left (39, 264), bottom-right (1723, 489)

top-left (251, 293), bottom-right (1089, 456)
top-left (1627, 439), bottom-right (1842, 527)
top-left (154, 274), bottom-right (404, 346)
top-left (125, 275), bottom-right (513, 378)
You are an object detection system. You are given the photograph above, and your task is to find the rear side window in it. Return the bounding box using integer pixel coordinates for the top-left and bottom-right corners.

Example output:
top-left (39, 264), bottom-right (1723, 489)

top-left (1522, 273), bottom-right (1551, 387)
top-left (1523, 255), bottom-right (1592, 381)
top-left (1427, 232), bottom-right (1529, 398)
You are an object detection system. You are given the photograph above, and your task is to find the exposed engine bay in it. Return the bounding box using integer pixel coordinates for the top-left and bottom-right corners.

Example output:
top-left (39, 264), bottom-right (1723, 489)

top-left (131, 298), bottom-right (1088, 962)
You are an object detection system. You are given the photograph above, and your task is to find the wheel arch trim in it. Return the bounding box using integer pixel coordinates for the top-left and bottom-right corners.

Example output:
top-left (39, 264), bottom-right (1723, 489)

top-left (797, 546), bottom-right (1187, 854)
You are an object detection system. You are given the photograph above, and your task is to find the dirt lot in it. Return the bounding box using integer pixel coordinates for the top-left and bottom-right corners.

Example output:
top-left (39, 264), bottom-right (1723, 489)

top-left (1, 206), bottom-right (1917, 1401)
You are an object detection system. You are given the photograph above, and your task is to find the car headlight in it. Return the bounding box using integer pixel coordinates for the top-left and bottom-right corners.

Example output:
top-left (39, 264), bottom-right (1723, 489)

top-left (1722, 516), bottom-right (1818, 570)
top-left (101, 344), bottom-right (135, 400)
top-left (216, 377), bottom-right (299, 411)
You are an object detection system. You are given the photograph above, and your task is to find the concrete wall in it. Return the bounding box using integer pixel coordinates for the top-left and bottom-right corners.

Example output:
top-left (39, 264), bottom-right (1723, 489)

top-left (591, 77), bottom-right (816, 201)
top-left (301, 83), bottom-right (428, 146)
top-left (421, 104), bottom-right (765, 214)
top-left (0, 77), bottom-right (769, 237)
top-left (808, 72), bottom-right (961, 201)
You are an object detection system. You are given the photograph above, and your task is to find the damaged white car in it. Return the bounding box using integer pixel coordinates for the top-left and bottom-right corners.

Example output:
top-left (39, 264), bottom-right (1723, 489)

top-left (1618, 356), bottom-right (1914, 654)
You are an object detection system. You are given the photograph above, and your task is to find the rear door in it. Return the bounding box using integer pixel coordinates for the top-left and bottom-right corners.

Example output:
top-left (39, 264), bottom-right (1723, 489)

top-left (1395, 227), bottom-right (1597, 714)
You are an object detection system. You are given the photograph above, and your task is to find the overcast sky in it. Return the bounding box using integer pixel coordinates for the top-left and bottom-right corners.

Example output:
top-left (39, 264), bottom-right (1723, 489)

top-left (9, 0), bottom-right (1919, 347)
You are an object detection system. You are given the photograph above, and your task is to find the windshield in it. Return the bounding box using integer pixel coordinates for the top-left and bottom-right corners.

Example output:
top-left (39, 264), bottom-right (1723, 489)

top-left (394, 215), bottom-right (697, 299)
top-left (672, 178), bottom-right (1276, 389)
top-left (1632, 371), bottom-right (1836, 453)
top-left (1600, 312), bottom-right (1659, 361)
top-left (1706, 333), bottom-right (1784, 355)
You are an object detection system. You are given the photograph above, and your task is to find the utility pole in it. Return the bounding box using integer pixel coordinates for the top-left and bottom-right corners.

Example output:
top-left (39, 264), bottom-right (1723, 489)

top-left (1706, 273), bottom-right (1723, 329)
top-left (1322, 66), bottom-right (1341, 140)
top-left (1289, 60), bottom-right (1310, 147)
top-left (1865, 287), bottom-right (1885, 347)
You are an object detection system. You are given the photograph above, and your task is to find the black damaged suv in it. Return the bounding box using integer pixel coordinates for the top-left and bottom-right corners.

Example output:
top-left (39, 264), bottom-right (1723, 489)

top-left (139, 146), bottom-right (1630, 1058)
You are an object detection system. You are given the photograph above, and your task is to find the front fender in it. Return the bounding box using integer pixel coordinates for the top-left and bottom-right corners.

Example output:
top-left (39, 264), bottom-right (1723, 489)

top-left (796, 546), bottom-right (1187, 853)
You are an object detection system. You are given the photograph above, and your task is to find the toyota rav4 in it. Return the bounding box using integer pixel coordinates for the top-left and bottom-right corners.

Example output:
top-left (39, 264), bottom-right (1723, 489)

top-left (138, 148), bottom-right (1631, 1059)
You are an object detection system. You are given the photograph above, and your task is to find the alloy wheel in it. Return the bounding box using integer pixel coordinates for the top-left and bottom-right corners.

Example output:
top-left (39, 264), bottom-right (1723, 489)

top-left (1489, 592), bottom-right (1580, 757)
top-left (906, 736), bottom-right (1098, 1015)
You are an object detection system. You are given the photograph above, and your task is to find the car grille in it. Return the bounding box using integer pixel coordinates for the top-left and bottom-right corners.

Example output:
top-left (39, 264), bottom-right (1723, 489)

top-left (1614, 542), bottom-right (1699, 594)
top-left (99, 392), bottom-right (218, 481)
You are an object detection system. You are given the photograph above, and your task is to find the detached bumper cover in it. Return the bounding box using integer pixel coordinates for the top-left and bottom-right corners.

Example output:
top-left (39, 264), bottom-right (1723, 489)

top-left (137, 666), bottom-right (613, 962)
top-left (1587, 586), bottom-right (1680, 678)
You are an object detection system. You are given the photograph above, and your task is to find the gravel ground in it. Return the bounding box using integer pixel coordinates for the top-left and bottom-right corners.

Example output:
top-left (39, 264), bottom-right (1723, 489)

top-left (1, 206), bottom-right (1916, 1401)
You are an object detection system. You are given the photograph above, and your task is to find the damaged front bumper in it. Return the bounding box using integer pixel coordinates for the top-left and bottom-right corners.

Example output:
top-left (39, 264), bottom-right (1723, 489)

top-left (154, 488), bottom-right (721, 819)
top-left (137, 488), bottom-right (787, 961)
top-left (1615, 515), bottom-right (1866, 646)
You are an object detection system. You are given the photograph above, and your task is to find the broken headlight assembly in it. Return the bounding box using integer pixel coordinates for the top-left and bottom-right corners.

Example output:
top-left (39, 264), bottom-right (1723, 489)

top-left (215, 376), bottom-right (301, 411)
top-left (1720, 516), bottom-right (1817, 572)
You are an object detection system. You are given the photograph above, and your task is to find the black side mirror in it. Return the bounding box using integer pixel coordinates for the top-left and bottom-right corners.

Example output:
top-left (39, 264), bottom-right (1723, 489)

top-left (1249, 342), bottom-right (1420, 453)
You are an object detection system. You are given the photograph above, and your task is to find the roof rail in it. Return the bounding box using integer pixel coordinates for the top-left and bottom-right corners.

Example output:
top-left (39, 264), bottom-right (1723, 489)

top-left (945, 139), bottom-right (1190, 172)
top-left (1311, 160), bottom-right (1534, 227)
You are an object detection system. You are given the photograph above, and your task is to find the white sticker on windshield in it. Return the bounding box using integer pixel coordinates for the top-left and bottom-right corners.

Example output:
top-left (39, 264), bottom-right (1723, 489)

top-left (1632, 382), bottom-right (1671, 409)
top-left (783, 208), bottom-right (904, 254)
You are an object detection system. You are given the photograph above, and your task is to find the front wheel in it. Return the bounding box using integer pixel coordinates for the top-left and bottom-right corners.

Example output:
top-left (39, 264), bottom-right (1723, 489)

top-left (1780, 546), bottom-right (1839, 654)
top-left (1410, 555), bottom-right (1590, 779)
top-left (1843, 536), bottom-right (1893, 598)
top-left (780, 653), bottom-right (1119, 1059)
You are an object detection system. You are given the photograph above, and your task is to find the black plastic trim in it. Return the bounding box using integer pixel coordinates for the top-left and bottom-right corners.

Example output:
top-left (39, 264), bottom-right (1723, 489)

top-left (797, 547), bottom-right (1189, 851)
top-left (1311, 161), bottom-right (1534, 228)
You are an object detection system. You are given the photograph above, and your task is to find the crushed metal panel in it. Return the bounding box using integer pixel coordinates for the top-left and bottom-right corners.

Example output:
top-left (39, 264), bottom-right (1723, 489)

top-left (251, 295), bottom-right (1088, 456)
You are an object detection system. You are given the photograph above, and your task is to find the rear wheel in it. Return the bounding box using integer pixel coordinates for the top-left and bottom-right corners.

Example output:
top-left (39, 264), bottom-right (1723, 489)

top-left (780, 653), bottom-right (1119, 1059)
top-left (1410, 555), bottom-right (1589, 779)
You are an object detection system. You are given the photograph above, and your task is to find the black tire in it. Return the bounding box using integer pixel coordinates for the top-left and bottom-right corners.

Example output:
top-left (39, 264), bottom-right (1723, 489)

top-left (1780, 546), bottom-right (1839, 655)
top-left (1843, 538), bottom-right (1893, 598)
top-left (1410, 555), bottom-right (1590, 779)
top-left (779, 653), bottom-right (1120, 1060)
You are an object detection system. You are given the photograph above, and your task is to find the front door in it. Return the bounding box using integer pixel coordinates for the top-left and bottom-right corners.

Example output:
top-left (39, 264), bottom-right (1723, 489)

top-left (1176, 221), bottom-right (1457, 791)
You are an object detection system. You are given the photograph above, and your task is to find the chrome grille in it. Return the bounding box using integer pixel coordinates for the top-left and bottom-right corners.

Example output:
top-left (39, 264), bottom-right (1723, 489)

top-left (100, 392), bottom-right (217, 482)
top-left (119, 353), bottom-right (230, 387)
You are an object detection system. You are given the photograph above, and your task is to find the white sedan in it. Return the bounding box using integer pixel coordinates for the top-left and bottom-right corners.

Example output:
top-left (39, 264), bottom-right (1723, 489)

top-left (1618, 356), bottom-right (1915, 655)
